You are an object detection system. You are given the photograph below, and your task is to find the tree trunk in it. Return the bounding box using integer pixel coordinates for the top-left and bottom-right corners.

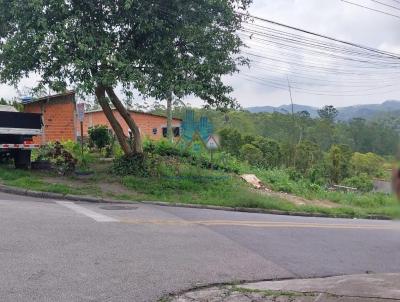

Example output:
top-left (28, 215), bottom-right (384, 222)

top-left (95, 85), bottom-right (133, 155)
top-left (166, 93), bottom-right (173, 142)
top-left (105, 86), bottom-right (143, 154)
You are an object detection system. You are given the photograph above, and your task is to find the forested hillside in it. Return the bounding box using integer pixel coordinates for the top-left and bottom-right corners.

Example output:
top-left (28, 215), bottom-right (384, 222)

top-left (246, 100), bottom-right (400, 121)
top-left (153, 105), bottom-right (399, 157)
top-left (151, 104), bottom-right (399, 192)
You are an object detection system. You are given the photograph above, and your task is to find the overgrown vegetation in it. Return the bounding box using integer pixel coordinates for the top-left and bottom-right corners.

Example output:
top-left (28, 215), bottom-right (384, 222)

top-left (147, 105), bottom-right (400, 216)
top-left (0, 136), bottom-right (399, 218)
top-left (32, 141), bottom-right (96, 174)
top-left (1, 102), bottom-right (399, 219)
top-left (88, 125), bottom-right (111, 152)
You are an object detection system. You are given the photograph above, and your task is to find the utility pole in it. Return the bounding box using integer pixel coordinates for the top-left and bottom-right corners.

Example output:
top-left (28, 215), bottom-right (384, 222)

top-left (166, 91), bottom-right (173, 142)
top-left (287, 76), bottom-right (297, 167)
top-left (287, 76), bottom-right (294, 118)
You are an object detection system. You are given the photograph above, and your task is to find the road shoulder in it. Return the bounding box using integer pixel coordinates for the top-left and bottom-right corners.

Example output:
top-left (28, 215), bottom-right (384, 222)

top-left (0, 183), bottom-right (392, 220)
top-left (166, 273), bottom-right (400, 301)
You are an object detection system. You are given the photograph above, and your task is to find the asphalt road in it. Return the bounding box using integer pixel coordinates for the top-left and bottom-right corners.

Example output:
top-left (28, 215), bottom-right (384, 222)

top-left (1, 192), bottom-right (400, 302)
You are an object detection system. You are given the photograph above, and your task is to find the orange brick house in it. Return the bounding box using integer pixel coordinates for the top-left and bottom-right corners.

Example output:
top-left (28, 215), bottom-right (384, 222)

top-left (82, 109), bottom-right (182, 140)
top-left (23, 91), bottom-right (77, 144)
top-left (23, 91), bottom-right (182, 143)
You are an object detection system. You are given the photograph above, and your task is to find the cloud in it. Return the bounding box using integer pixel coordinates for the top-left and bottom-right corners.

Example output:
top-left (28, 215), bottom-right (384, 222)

top-left (231, 0), bottom-right (400, 108)
top-left (1, 0), bottom-right (399, 109)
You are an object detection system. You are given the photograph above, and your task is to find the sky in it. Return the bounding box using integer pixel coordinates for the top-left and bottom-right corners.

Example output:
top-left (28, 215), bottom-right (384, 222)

top-left (229, 0), bottom-right (400, 108)
top-left (0, 0), bottom-right (399, 108)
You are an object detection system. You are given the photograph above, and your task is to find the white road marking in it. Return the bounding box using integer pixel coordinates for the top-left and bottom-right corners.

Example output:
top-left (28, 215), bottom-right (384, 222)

top-left (56, 201), bottom-right (118, 222)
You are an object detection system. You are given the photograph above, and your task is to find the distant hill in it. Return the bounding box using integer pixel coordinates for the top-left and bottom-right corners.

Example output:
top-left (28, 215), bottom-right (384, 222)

top-left (246, 100), bottom-right (400, 121)
top-left (246, 104), bottom-right (319, 117)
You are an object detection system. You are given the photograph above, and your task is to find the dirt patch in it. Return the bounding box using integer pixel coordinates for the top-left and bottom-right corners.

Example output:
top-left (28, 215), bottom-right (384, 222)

top-left (266, 190), bottom-right (339, 208)
top-left (167, 285), bottom-right (318, 302)
top-left (242, 174), bottom-right (339, 209)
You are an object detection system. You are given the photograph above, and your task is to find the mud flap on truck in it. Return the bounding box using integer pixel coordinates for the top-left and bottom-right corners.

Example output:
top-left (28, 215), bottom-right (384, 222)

top-left (14, 150), bottom-right (32, 169)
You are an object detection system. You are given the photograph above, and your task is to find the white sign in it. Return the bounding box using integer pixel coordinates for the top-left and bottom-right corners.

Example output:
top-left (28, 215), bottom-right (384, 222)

top-left (206, 135), bottom-right (219, 150)
top-left (77, 103), bottom-right (85, 122)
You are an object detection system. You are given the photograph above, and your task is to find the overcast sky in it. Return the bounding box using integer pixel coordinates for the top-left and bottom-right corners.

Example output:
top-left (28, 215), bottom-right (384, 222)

top-left (230, 0), bottom-right (400, 108)
top-left (0, 0), bottom-right (399, 108)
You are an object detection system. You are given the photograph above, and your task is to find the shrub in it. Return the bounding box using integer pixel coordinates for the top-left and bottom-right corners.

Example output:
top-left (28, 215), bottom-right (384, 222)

top-left (286, 167), bottom-right (302, 181)
top-left (88, 125), bottom-right (111, 151)
top-left (294, 141), bottom-right (322, 174)
top-left (112, 153), bottom-right (160, 177)
top-left (184, 154), bottom-right (239, 174)
top-left (62, 140), bottom-right (94, 169)
top-left (342, 174), bottom-right (373, 192)
top-left (308, 183), bottom-right (322, 192)
top-left (212, 151), bottom-right (243, 174)
top-left (144, 139), bottom-right (191, 157)
top-left (252, 136), bottom-right (282, 168)
top-left (326, 145), bottom-right (352, 184)
top-left (306, 165), bottom-right (328, 185)
top-left (39, 142), bottom-right (77, 175)
top-left (219, 128), bottom-right (243, 156)
top-left (351, 152), bottom-right (384, 177)
top-left (256, 169), bottom-right (297, 193)
top-left (240, 144), bottom-right (263, 166)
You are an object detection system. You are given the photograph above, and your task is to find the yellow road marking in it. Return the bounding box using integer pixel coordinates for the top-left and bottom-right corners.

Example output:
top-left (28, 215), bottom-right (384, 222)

top-left (119, 219), bottom-right (400, 230)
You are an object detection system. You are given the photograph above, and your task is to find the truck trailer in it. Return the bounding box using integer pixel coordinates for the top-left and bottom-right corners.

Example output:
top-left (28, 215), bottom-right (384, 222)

top-left (0, 105), bottom-right (42, 168)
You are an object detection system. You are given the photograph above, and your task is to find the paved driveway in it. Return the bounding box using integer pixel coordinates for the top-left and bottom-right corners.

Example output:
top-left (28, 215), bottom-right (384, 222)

top-left (1, 192), bottom-right (399, 301)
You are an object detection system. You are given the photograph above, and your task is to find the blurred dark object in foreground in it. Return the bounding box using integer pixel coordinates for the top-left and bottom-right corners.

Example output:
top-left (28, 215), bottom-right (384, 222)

top-left (392, 168), bottom-right (400, 200)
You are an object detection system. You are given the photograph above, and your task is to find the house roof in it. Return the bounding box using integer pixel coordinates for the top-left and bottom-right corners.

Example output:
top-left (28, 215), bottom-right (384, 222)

top-left (24, 90), bottom-right (182, 121)
top-left (26, 91), bottom-right (75, 104)
top-left (85, 108), bottom-right (183, 121)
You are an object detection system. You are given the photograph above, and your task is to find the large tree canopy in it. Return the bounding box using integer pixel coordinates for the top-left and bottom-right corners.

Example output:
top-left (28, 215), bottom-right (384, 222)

top-left (0, 0), bottom-right (251, 154)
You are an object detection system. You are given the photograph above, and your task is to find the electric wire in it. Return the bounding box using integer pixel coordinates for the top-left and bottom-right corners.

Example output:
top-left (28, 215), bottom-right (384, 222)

top-left (340, 0), bottom-right (400, 19)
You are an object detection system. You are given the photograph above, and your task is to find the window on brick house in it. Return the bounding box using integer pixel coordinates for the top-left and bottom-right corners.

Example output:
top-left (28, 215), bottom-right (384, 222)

top-left (162, 127), bottom-right (180, 138)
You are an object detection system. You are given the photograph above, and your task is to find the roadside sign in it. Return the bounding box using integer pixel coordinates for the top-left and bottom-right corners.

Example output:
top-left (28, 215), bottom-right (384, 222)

top-left (206, 135), bottom-right (219, 150)
top-left (76, 103), bottom-right (85, 155)
top-left (77, 103), bottom-right (85, 122)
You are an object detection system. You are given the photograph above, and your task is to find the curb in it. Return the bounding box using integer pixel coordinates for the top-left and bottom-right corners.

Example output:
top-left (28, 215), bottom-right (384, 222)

top-left (0, 184), bottom-right (391, 220)
top-left (0, 184), bottom-right (126, 204)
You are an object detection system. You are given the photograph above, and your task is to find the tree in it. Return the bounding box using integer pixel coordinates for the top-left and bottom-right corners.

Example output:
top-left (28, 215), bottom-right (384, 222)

top-left (294, 141), bottom-right (321, 174)
top-left (88, 125), bottom-right (110, 152)
top-left (318, 105), bottom-right (338, 122)
top-left (0, 0), bottom-right (250, 154)
top-left (240, 144), bottom-right (263, 166)
top-left (219, 128), bottom-right (243, 156)
top-left (351, 152), bottom-right (384, 177)
top-left (133, 2), bottom-right (250, 141)
top-left (252, 136), bottom-right (282, 168)
top-left (326, 144), bottom-right (352, 184)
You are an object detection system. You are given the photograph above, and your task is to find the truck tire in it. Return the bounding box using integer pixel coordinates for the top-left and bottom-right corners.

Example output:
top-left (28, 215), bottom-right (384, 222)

top-left (14, 150), bottom-right (31, 169)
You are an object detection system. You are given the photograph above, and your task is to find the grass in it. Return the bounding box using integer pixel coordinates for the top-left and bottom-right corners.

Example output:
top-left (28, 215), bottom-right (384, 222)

top-left (0, 157), bottom-right (399, 219)
top-left (254, 168), bottom-right (400, 218)
top-left (232, 286), bottom-right (310, 298)
top-left (0, 165), bottom-right (102, 196)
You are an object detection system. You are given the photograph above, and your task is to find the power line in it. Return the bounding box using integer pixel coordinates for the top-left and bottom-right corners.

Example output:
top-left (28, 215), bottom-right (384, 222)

top-left (245, 63), bottom-right (400, 86)
top-left (238, 12), bottom-right (400, 58)
top-left (368, 0), bottom-right (400, 11)
top-left (154, 7), bottom-right (400, 96)
top-left (340, 0), bottom-right (400, 19)
top-left (239, 28), bottom-right (400, 67)
top-left (236, 13), bottom-right (400, 96)
top-left (239, 73), bottom-right (400, 96)
top-left (241, 22), bottom-right (399, 62)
